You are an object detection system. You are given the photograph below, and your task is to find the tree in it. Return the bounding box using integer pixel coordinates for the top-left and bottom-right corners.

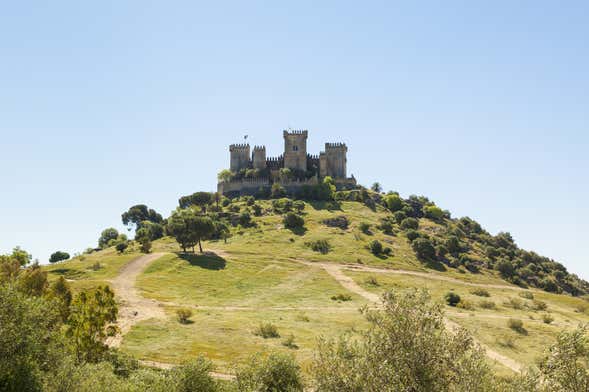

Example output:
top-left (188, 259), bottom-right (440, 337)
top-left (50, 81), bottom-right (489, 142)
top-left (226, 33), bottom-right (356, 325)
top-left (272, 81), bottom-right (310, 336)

top-left (445, 291), bottom-right (461, 306)
top-left (412, 238), bottom-right (436, 261)
top-left (48, 276), bottom-right (72, 322)
top-left (271, 183), bottom-right (286, 198)
top-left (135, 227), bottom-right (152, 253)
top-left (121, 204), bottom-right (163, 231)
top-left (217, 169), bottom-right (233, 182)
top-left (369, 240), bottom-right (383, 255)
top-left (66, 286), bottom-right (118, 362)
top-left (16, 263), bottom-right (48, 297)
top-left (384, 194), bottom-right (403, 212)
top-left (8, 246), bottom-right (32, 266)
top-left (312, 289), bottom-right (497, 391)
top-left (49, 251), bottom-right (70, 264)
top-left (167, 209), bottom-right (216, 253)
top-left (98, 228), bottom-right (119, 249)
top-left (178, 192), bottom-right (214, 212)
top-left (371, 182), bottom-right (382, 193)
top-left (0, 285), bottom-right (62, 392)
top-left (237, 352), bottom-right (304, 392)
top-left (115, 241), bottom-right (128, 254)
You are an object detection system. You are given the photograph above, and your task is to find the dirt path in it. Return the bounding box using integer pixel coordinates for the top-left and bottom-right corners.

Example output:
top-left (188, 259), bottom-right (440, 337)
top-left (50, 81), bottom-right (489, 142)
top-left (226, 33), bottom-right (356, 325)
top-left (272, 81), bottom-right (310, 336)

top-left (106, 253), bottom-right (167, 347)
top-left (312, 261), bottom-right (523, 372)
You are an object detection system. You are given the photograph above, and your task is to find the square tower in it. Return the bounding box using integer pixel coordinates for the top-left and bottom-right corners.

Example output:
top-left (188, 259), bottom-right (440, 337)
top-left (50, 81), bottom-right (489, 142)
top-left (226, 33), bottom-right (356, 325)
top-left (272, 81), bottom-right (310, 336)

top-left (283, 130), bottom-right (308, 172)
top-left (229, 144), bottom-right (251, 172)
top-left (324, 142), bottom-right (347, 179)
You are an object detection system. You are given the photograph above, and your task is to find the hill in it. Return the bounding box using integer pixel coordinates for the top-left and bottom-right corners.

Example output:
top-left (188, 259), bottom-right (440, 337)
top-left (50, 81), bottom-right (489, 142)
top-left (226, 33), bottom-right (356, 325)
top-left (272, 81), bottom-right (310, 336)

top-left (44, 192), bottom-right (589, 377)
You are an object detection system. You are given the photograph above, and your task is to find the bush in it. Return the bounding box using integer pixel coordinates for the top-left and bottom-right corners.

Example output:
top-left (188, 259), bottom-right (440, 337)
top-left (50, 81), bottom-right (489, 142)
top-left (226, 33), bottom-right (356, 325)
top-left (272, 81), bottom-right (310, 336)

top-left (252, 203), bottom-right (263, 216)
top-left (322, 216), bottom-right (349, 229)
top-left (368, 240), bottom-right (383, 255)
top-left (282, 334), bottom-right (299, 349)
top-left (91, 262), bottom-right (102, 271)
top-left (405, 229), bottom-right (419, 242)
top-left (532, 300), bottom-right (548, 311)
top-left (504, 297), bottom-right (524, 310)
top-left (471, 289), bottom-right (490, 297)
top-left (115, 241), bottom-right (128, 254)
top-left (293, 200), bottom-right (305, 213)
top-left (519, 291), bottom-right (534, 300)
top-left (176, 308), bottom-right (193, 324)
top-left (331, 293), bottom-right (352, 302)
top-left (170, 357), bottom-right (217, 392)
top-left (273, 198), bottom-right (293, 213)
top-left (400, 217), bottom-right (419, 231)
top-left (378, 219), bottom-right (394, 235)
top-left (412, 238), bottom-right (436, 261)
top-left (508, 318), bottom-right (526, 334)
top-left (365, 276), bottom-right (379, 286)
top-left (255, 323), bottom-right (280, 338)
top-left (479, 300), bottom-right (496, 309)
top-left (271, 183), bottom-right (287, 198)
top-left (238, 212), bottom-right (252, 227)
top-left (283, 212), bottom-right (305, 230)
top-left (383, 194), bottom-right (404, 212)
top-left (542, 313), bottom-right (554, 324)
top-left (306, 239), bottom-right (331, 254)
top-left (445, 292), bottom-right (461, 307)
top-left (456, 299), bottom-right (475, 310)
top-left (393, 210), bottom-right (407, 224)
top-left (237, 352), bottom-right (304, 392)
top-left (423, 205), bottom-right (444, 221)
top-left (383, 247), bottom-right (392, 256)
top-left (358, 222), bottom-right (371, 234)
top-left (49, 251), bottom-right (70, 263)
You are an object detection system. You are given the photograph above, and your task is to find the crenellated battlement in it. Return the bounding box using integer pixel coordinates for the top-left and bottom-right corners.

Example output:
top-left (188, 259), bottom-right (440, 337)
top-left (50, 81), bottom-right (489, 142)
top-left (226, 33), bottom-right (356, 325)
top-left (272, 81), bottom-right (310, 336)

top-left (283, 129), bottom-right (308, 136)
top-left (325, 142), bottom-right (347, 149)
top-left (229, 143), bottom-right (250, 151)
top-left (253, 145), bottom-right (266, 151)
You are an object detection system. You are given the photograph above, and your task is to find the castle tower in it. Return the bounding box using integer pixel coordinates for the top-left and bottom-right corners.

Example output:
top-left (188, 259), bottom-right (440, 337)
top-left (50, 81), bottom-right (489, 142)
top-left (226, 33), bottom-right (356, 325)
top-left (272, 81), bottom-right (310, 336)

top-left (324, 142), bottom-right (347, 179)
top-left (229, 144), bottom-right (250, 172)
top-left (252, 146), bottom-right (267, 170)
top-left (283, 130), bottom-right (308, 172)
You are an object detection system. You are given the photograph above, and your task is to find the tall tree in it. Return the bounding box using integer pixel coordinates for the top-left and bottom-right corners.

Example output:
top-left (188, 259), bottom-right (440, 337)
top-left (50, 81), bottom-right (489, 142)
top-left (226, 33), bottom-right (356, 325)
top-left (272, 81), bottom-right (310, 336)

top-left (121, 204), bottom-right (163, 232)
top-left (167, 209), bottom-right (215, 253)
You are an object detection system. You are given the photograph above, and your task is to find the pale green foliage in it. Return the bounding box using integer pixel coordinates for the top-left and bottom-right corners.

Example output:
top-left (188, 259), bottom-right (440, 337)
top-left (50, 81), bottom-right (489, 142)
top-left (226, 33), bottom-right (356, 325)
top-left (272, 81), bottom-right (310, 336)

top-left (312, 289), bottom-right (499, 392)
top-left (217, 169), bottom-right (233, 182)
top-left (237, 352), bottom-right (304, 392)
top-left (66, 286), bottom-right (118, 362)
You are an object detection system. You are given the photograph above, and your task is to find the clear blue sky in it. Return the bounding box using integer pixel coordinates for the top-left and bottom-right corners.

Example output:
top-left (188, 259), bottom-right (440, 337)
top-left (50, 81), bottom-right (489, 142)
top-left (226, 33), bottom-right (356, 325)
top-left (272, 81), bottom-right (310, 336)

top-left (1, 1), bottom-right (587, 278)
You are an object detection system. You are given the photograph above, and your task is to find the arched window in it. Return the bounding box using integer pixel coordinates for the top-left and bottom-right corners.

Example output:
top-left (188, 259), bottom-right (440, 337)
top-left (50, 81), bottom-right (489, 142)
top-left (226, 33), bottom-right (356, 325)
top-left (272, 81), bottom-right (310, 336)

top-left (293, 145), bottom-right (299, 151)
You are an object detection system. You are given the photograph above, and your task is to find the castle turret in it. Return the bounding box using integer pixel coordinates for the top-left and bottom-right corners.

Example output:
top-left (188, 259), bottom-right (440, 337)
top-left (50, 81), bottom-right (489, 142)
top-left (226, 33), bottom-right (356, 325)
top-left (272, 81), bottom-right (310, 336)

top-left (324, 142), bottom-right (347, 179)
top-left (283, 130), bottom-right (308, 172)
top-left (229, 143), bottom-right (250, 172)
top-left (252, 146), bottom-right (267, 170)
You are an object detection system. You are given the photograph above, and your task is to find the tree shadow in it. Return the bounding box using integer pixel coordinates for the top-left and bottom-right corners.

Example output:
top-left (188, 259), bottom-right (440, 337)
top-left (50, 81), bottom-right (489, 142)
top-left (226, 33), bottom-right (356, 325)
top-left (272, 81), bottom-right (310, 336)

top-left (309, 201), bottom-right (342, 211)
top-left (178, 253), bottom-right (227, 270)
top-left (287, 226), bottom-right (308, 236)
top-left (48, 268), bottom-right (87, 279)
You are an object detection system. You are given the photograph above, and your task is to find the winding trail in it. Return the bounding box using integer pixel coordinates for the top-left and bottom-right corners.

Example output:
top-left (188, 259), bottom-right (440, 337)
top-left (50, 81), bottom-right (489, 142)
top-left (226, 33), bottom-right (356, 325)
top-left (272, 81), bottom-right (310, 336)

top-left (106, 253), bottom-right (167, 347)
top-left (106, 249), bottom-right (523, 374)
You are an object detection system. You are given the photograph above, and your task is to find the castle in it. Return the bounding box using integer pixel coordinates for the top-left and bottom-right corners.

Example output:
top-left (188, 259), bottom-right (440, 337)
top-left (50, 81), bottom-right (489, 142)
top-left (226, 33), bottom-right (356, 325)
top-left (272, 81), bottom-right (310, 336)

top-left (217, 130), bottom-right (356, 196)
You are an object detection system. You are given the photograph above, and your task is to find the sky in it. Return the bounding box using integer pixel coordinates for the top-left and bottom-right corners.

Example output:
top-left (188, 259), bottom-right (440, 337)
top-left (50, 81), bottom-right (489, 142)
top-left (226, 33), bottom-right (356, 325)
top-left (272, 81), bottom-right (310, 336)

top-left (0, 1), bottom-right (587, 278)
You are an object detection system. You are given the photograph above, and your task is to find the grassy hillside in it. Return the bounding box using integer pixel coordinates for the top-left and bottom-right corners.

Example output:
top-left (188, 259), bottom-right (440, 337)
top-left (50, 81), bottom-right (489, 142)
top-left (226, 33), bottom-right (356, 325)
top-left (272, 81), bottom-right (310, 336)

top-left (45, 197), bottom-right (589, 376)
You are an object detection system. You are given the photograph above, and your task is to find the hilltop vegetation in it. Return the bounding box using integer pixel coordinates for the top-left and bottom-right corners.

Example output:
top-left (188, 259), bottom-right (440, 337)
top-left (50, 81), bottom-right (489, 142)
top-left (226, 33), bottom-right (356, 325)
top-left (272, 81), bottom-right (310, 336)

top-left (3, 180), bottom-right (589, 391)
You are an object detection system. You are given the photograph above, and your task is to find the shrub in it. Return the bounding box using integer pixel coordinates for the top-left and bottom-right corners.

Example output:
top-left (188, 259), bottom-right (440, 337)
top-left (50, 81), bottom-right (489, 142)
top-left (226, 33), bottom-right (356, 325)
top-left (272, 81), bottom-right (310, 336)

top-left (238, 212), bottom-right (252, 227)
top-left (542, 313), bottom-right (554, 324)
top-left (508, 318), bottom-right (526, 334)
top-left (282, 334), bottom-right (299, 349)
top-left (368, 240), bottom-right (383, 255)
top-left (283, 212), bottom-right (305, 230)
top-left (271, 183), bottom-right (287, 198)
top-left (471, 289), bottom-right (490, 297)
top-left (412, 238), bottom-right (436, 261)
top-left (272, 198), bottom-right (293, 213)
top-left (255, 323), bottom-right (280, 338)
top-left (252, 203), bottom-right (263, 216)
top-left (306, 239), bottom-right (331, 254)
top-left (445, 235), bottom-right (461, 254)
top-left (170, 357), bottom-right (217, 392)
top-left (383, 247), bottom-right (392, 256)
top-left (237, 352), bottom-right (304, 392)
top-left (435, 244), bottom-right (448, 259)
top-left (293, 200), bottom-right (305, 213)
top-left (532, 300), bottom-right (548, 311)
top-left (331, 293), bottom-right (352, 302)
top-left (176, 308), bottom-right (193, 324)
top-left (479, 300), bottom-right (496, 309)
top-left (378, 219), bottom-right (394, 235)
top-left (358, 222), bottom-right (371, 234)
top-left (504, 297), bottom-right (525, 310)
top-left (91, 262), bottom-right (101, 271)
top-left (365, 276), bottom-right (379, 286)
top-left (519, 291), bottom-right (534, 300)
top-left (405, 229), bottom-right (419, 242)
top-left (400, 217), bottom-right (419, 231)
top-left (456, 299), bottom-right (475, 310)
top-left (322, 216), bottom-right (349, 229)
top-left (384, 194), bottom-right (404, 212)
top-left (393, 210), bottom-right (407, 224)
top-left (445, 292), bottom-right (461, 307)
top-left (423, 205), bottom-right (444, 221)
top-left (115, 241), bottom-right (128, 254)
top-left (295, 314), bottom-right (310, 322)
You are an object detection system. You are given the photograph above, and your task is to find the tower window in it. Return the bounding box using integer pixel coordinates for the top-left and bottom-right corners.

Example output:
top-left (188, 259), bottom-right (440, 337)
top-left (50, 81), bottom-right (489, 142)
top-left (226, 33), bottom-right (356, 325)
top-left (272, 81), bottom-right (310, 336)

top-left (293, 146), bottom-right (298, 151)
